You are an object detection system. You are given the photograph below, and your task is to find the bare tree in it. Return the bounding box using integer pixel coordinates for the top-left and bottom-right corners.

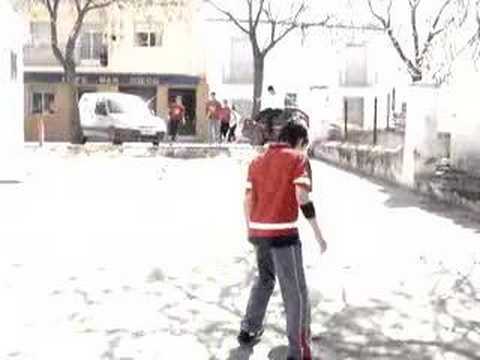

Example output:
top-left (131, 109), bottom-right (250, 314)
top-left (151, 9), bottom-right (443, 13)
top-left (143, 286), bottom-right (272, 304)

top-left (18, 0), bottom-right (118, 143)
top-left (15, 0), bottom-right (118, 143)
top-left (205, 0), bottom-right (328, 118)
top-left (47, 0), bottom-right (119, 143)
top-left (16, 0), bottom-right (191, 143)
top-left (367, 0), bottom-right (470, 83)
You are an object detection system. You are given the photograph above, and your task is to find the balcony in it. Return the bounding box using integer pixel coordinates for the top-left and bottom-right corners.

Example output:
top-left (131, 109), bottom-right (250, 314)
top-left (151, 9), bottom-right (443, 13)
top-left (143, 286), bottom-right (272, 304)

top-left (23, 44), bottom-right (103, 68)
top-left (23, 45), bottom-right (60, 67)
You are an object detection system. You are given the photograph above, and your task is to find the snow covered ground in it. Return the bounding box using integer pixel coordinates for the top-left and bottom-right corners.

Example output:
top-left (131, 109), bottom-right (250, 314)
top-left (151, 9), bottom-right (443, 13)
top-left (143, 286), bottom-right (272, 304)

top-left (1, 144), bottom-right (480, 359)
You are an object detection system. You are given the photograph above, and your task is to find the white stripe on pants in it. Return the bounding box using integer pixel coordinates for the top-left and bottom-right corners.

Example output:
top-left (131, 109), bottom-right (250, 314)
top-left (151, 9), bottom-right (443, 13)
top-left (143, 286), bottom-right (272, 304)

top-left (208, 119), bottom-right (220, 143)
top-left (240, 241), bottom-right (311, 359)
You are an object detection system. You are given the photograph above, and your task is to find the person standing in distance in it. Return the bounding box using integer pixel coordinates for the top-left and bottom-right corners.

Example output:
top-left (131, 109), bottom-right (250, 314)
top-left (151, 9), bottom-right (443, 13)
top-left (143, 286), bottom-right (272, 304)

top-left (261, 85), bottom-right (283, 111)
top-left (239, 121), bottom-right (327, 360)
top-left (220, 99), bottom-right (232, 143)
top-left (168, 96), bottom-right (185, 142)
top-left (228, 104), bottom-right (241, 143)
top-left (205, 92), bottom-right (221, 143)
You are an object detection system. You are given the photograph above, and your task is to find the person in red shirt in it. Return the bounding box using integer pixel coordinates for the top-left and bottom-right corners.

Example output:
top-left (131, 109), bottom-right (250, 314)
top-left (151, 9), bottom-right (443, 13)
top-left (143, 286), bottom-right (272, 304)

top-left (205, 92), bottom-right (221, 143)
top-left (168, 96), bottom-right (186, 142)
top-left (238, 120), bottom-right (327, 360)
top-left (219, 99), bottom-right (231, 143)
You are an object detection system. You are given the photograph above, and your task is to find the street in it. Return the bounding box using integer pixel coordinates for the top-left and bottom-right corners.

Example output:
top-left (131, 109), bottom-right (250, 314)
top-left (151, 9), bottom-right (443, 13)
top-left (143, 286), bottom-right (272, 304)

top-left (1, 146), bottom-right (480, 360)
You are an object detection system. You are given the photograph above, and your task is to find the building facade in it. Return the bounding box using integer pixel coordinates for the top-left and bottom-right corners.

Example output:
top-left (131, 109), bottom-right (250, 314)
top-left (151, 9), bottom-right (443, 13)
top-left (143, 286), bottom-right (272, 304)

top-left (202, 9), bottom-right (409, 140)
top-left (0, 1), bottom-right (25, 179)
top-left (22, 2), bottom-right (210, 142)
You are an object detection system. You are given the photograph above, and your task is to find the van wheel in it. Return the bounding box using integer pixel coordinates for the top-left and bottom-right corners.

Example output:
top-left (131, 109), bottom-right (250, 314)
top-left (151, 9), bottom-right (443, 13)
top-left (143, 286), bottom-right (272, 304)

top-left (112, 130), bottom-right (123, 145)
top-left (81, 136), bottom-right (88, 145)
top-left (152, 132), bottom-right (164, 146)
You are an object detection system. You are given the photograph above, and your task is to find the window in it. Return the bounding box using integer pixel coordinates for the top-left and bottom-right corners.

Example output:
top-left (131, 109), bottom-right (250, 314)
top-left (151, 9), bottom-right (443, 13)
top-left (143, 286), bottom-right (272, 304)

top-left (344, 45), bottom-right (367, 86)
top-left (10, 52), bottom-right (17, 81)
top-left (80, 30), bottom-right (103, 60)
top-left (95, 101), bottom-right (108, 116)
top-left (345, 96), bottom-right (364, 126)
top-left (32, 92), bottom-right (55, 114)
top-left (107, 100), bottom-right (124, 114)
top-left (134, 23), bottom-right (163, 47)
top-left (30, 22), bottom-right (50, 47)
top-left (224, 37), bottom-right (253, 84)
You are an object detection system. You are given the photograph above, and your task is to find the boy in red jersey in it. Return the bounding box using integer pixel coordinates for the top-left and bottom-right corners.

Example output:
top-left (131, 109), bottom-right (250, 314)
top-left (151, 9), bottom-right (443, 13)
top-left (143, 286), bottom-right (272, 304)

top-left (205, 92), bottom-right (221, 143)
top-left (239, 120), bottom-right (327, 360)
top-left (168, 96), bottom-right (185, 142)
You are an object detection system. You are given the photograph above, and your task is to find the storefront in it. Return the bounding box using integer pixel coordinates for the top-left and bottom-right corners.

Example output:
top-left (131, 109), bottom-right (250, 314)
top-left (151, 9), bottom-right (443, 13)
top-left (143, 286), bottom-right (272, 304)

top-left (24, 72), bottom-right (209, 141)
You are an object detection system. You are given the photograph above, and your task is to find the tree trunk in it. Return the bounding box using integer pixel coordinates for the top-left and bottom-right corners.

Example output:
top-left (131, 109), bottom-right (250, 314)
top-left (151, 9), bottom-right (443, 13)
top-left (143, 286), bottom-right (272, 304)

top-left (411, 72), bottom-right (423, 83)
top-left (65, 69), bottom-right (84, 144)
top-left (252, 55), bottom-right (265, 119)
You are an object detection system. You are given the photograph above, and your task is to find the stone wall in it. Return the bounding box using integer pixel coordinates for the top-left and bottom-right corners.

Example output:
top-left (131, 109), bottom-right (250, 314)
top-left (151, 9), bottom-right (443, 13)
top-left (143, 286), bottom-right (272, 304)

top-left (312, 141), bottom-right (480, 214)
top-left (341, 129), bottom-right (405, 148)
top-left (312, 141), bottom-right (404, 184)
top-left (416, 165), bottom-right (480, 213)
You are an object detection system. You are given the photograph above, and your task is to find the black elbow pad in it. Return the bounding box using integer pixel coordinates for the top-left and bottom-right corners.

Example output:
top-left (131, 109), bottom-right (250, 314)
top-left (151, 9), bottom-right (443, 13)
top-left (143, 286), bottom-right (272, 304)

top-left (300, 202), bottom-right (316, 219)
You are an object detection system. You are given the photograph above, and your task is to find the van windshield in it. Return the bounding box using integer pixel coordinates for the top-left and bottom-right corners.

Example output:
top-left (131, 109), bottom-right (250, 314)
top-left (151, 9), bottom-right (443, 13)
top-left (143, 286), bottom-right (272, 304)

top-left (107, 97), bottom-right (150, 116)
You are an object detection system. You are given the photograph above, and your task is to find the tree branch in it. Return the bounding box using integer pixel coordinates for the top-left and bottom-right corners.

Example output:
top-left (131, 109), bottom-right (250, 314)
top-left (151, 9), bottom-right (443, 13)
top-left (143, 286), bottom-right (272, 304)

top-left (419, 0), bottom-right (455, 64)
top-left (263, 2), bottom-right (307, 54)
top-left (386, 28), bottom-right (422, 80)
top-left (386, 0), bottom-right (393, 26)
top-left (206, 17), bottom-right (381, 31)
top-left (73, 0), bottom-right (82, 14)
top-left (432, 0), bottom-right (453, 31)
top-left (87, 0), bottom-right (117, 11)
top-left (205, 0), bottom-right (249, 34)
top-left (65, 10), bottom-right (86, 61)
top-left (270, 19), bottom-right (276, 47)
top-left (253, 0), bottom-right (265, 30)
top-left (246, 0), bottom-right (253, 31)
top-left (45, 0), bottom-right (54, 15)
top-left (47, 1), bottom-right (68, 71)
top-left (367, 0), bottom-right (389, 28)
top-left (409, 0), bottom-right (421, 65)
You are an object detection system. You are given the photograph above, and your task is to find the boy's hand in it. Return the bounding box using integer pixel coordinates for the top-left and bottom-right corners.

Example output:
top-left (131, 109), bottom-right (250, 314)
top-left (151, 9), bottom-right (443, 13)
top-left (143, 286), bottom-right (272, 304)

top-left (316, 232), bottom-right (327, 254)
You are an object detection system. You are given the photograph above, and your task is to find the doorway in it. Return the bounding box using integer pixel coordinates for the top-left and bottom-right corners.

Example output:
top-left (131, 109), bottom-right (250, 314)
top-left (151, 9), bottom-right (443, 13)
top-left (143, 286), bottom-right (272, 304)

top-left (345, 96), bottom-right (364, 127)
top-left (119, 86), bottom-right (157, 114)
top-left (168, 88), bottom-right (196, 136)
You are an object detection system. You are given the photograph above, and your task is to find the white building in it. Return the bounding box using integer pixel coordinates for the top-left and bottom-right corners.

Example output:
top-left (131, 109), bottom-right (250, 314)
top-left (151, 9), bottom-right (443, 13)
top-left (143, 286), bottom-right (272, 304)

top-left (438, 58), bottom-right (480, 175)
top-left (0, 1), bottom-right (25, 180)
top-left (201, 3), bottom-right (409, 140)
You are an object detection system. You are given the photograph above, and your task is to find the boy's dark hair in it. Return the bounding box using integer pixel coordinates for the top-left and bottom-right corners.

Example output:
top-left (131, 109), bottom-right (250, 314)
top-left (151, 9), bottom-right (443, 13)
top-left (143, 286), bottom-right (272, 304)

top-left (267, 85), bottom-right (274, 92)
top-left (278, 121), bottom-right (309, 148)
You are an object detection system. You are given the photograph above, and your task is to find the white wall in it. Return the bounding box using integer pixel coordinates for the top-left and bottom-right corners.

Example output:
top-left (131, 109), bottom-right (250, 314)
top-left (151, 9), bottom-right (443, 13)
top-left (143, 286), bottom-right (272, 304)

top-left (0, 2), bottom-right (25, 180)
top-left (203, 16), bottom-right (407, 137)
top-left (202, 20), bottom-right (333, 106)
top-left (444, 61), bottom-right (480, 175)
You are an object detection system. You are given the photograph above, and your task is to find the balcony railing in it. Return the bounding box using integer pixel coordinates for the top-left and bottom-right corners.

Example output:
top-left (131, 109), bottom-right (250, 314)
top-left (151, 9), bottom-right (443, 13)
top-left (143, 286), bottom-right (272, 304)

top-left (23, 45), bottom-right (60, 66)
top-left (23, 44), bottom-right (102, 67)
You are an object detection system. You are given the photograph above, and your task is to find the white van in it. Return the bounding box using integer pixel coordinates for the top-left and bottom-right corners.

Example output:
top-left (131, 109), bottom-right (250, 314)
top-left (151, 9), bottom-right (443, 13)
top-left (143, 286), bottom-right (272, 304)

top-left (79, 92), bottom-right (167, 145)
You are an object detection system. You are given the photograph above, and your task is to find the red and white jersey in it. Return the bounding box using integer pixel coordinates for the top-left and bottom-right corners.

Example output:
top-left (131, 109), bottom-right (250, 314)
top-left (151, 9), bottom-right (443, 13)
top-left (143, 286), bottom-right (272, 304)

top-left (169, 104), bottom-right (185, 121)
top-left (246, 143), bottom-right (311, 240)
top-left (205, 100), bottom-right (221, 120)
